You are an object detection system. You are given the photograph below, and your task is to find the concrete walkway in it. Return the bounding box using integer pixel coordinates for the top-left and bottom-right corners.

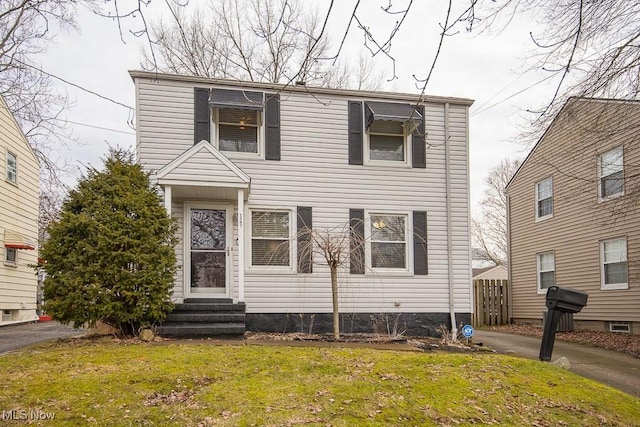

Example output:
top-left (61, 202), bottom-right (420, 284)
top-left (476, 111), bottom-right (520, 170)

top-left (473, 329), bottom-right (640, 398)
top-left (0, 321), bottom-right (83, 354)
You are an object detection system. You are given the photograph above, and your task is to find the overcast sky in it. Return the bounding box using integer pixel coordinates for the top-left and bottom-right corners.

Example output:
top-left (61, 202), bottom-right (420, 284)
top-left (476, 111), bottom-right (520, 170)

top-left (37, 0), bottom-right (558, 211)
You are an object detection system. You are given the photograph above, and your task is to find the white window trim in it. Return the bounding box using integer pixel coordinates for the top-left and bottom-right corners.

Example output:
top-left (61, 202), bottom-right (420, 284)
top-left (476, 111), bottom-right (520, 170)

top-left (4, 248), bottom-right (17, 267)
top-left (246, 206), bottom-right (296, 274)
top-left (211, 108), bottom-right (264, 159)
top-left (536, 251), bottom-right (555, 294)
top-left (6, 151), bottom-right (17, 185)
top-left (597, 146), bottom-right (624, 202)
top-left (364, 122), bottom-right (412, 167)
top-left (364, 210), bottom-right (412, 275)
top-left (535, 177), bottom-right (553, 221)
top-left (600, 237), bottom-right (628, 290)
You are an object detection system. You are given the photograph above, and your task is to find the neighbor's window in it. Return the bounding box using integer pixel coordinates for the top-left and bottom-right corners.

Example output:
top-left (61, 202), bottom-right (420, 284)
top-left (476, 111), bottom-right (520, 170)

top-left (5, 248), bottom-right (17, 265)
top-left (6, 151), bottom-right (17, 184)
top-left (216, 108), bottom-right (260, 153)
top-left (537, 252), bottom-right (555, 291)
top-left (368, 121), bottom-right (406, 162)
top-left (251, 210), bottom-right (291, 267)
top-left (598, 147), bottom-right (624, 199)
top-left (370, 213), bottom-right (408, 270)
top-left (535, 177), bottom-right (553, 220)
top-left (601, 237), bottom-right (628, 290)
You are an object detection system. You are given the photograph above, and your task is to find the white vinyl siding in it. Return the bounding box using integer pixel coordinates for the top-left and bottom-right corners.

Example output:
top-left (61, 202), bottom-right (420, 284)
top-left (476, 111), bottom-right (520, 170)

top-left (598, 146), bottom-right (624, 200)
top-left (537, 252), bottom-right (555, 293)
top-left (134, 75), bottom-right (472, 314)
top-left (601, 238), bottom-right (628, 290)
top-left (535, 177), bottom-right (553, 220)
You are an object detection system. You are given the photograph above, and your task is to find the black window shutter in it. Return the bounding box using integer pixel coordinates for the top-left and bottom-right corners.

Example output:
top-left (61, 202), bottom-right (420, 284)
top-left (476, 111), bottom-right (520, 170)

top-left (194, 88), bottom-right (211, 144)
top-left (413, 210), bottom-right (428, 275)
top-left (265, 95), bottom-right (281, 160)
top-left (412, 105), bottom-right (426, 168)
top-left (348, 101), bottom-right (363, 165)
top-left (349, 208), bottom-right (365, 274)
top-left (297, 206), bottom-right (313, 274)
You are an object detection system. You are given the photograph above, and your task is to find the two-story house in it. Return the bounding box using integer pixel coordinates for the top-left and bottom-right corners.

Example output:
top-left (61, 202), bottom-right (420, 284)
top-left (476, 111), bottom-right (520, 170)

top-left (506, 97), bottom-right (640, 334)
top-left (131, 71), bottom-right (473, 336)
top-left (0, 95), bottom-right (39, 324)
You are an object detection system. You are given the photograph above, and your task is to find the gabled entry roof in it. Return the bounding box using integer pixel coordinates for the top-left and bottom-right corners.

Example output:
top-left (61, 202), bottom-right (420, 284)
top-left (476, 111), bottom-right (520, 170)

top-left (155, 140), bottom-right (251, 189)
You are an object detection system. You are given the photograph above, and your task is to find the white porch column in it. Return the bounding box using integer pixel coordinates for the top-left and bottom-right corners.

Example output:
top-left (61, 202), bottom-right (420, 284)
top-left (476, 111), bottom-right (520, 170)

top-left (164, 185), bottom-right (172, 215)
top-left (237, 188), bottom-right (245, 302)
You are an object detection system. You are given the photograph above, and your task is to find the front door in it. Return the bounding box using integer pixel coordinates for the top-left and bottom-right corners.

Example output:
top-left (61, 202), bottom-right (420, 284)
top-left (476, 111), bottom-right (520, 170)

top-left (187, 206), bottom-right (230, 298)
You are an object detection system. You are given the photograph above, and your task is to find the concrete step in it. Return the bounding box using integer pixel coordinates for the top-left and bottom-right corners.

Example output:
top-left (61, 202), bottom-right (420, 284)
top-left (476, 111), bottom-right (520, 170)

top-left (184, 298), bottom-right (233, 304)
top-left (166, 312), bottom-right (245, 323)
top-left (157, 322), bottom-right (246, 337)
top-left (173, 302), bottom-right (246, 312)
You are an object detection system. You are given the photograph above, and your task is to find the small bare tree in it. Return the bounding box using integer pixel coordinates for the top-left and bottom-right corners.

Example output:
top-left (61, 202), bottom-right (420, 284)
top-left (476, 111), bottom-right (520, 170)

top-left (472, 158), bottom-right (521, 266)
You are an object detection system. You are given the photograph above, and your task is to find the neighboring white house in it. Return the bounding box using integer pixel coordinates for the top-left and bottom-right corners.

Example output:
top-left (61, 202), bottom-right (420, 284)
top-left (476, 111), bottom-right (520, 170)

top-left (472, 265), bottom-right (508, 281)
top-left (131, 71), bottom-right (473, 336)
top-left (0, 95), bottom-right (39, 324)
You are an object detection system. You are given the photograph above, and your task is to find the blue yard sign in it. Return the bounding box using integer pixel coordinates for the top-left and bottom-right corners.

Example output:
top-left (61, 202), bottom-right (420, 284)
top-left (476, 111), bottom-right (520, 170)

top-left (461, 324), bottom-right (474, 339)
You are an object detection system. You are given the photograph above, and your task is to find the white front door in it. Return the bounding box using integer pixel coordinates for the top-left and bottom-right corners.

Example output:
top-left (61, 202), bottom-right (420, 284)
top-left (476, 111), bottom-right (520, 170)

top-left (186, 204), bottom-right (231, 298)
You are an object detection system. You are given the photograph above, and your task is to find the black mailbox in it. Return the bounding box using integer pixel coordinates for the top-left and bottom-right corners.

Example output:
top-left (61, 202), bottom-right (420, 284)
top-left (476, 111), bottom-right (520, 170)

top-left (539, 286), bottom-right (588, 361)
top-left (545, 286), bottom-right (588, 313)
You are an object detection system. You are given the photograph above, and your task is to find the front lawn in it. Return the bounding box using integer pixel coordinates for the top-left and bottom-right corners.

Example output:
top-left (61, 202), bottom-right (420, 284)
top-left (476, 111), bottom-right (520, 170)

top-left (1, 339), bottom-right (638, 426)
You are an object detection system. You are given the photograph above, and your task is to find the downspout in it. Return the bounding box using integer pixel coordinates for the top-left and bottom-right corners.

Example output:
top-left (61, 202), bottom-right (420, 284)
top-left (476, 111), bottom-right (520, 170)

top-left (445, 102), bottom-right (458, 340)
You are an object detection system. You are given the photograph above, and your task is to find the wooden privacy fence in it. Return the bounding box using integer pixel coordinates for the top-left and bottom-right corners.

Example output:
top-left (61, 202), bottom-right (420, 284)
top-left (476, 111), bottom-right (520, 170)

top-left (473, 279), bottom-right (510, 327)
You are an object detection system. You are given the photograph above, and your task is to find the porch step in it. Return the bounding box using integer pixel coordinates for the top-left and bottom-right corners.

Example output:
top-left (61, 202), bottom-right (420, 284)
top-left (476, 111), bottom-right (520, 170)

top-left (158, 299), bottom-right (246, 337)
top-left (166, 312), bottom-right (245, 323)
top-left (157, 322), bottom-right (245, 337)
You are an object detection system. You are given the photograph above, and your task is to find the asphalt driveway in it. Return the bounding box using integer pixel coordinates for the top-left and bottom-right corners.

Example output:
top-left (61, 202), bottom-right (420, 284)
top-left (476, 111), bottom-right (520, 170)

top-left (473, 329), bottom-right (640, 398)
top-left (0, 321), bottom-right (83, 354)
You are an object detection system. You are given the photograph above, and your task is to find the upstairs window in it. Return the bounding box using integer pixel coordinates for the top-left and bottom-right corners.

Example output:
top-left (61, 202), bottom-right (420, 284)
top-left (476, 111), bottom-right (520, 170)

top-left (535, 177), bottom-right (553, 220)
top-left (251, 210), bottom-right (291, 268)
top-left (598, 147), bottom-right (624, 199)
top-left (369, 121), bottom-right (406, 162)
top-left (6, 151), bottom-right (17, 184)
top-left (216, 109), bottom-right (260, 153)
top-left (601, 237), bottom-right (627, 290)
top-left (537, 252), bottom-right (555, 292)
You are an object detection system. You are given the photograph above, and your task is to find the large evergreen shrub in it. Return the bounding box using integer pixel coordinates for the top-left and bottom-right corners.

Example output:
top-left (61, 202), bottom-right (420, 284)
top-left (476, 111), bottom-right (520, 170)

top-left (42, 149), bottom-right (177, 335)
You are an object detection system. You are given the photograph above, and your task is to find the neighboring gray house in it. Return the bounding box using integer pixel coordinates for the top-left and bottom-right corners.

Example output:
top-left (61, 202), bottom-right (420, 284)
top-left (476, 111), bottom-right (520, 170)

top-left (131, 71), bottom-right (473, 336)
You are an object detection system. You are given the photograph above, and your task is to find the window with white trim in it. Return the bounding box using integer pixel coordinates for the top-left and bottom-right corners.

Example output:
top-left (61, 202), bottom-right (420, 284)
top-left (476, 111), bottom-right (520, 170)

top-left (214, 108), bottom-right (261, 154)
top-left (369, 213), bottom-right (408, 270)
top-left (368, 121), bottom-right (408, 162)
top-left (250, 210), bottom-right (291, 267)
top-left (535, 177), bottom-right (553, 220)
top-left (5, 248), bottom-right (17, 265)
top-left (598, 147), bottom-right (624, 199)
top-left (6, 151), bottom-right (17, 184)
top-left (601, 237), bottom-right (627, 290)
top-left (537, 252), bottom-right (555, 292)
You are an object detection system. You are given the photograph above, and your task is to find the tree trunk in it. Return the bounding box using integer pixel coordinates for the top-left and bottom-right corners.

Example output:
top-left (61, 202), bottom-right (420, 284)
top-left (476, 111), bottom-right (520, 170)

top-left (331, 265), bottom-right (339, 339)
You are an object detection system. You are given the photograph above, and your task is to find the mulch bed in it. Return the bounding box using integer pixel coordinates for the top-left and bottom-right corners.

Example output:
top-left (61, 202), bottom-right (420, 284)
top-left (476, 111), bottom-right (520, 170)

top-left (486, 324), bottom-right (640, 359)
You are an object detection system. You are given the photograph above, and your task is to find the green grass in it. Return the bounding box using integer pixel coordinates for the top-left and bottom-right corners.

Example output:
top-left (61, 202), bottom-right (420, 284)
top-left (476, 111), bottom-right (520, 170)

top-left (1, 338), bottom-right (638, 426)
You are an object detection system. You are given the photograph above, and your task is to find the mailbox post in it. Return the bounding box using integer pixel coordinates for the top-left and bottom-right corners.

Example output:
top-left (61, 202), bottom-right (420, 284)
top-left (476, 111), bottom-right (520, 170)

top-left (539, 286), bottom-right (588, 361)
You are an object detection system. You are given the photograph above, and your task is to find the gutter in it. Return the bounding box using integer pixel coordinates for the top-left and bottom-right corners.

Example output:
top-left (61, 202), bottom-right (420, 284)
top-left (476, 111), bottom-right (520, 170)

top-left (445, 102), bottom-right (458, 340)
